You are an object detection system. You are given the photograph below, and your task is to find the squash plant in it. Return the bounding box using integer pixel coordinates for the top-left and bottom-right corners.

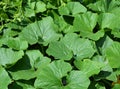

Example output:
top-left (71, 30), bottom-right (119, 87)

top-left (0, 0), bottom-right (120, 89)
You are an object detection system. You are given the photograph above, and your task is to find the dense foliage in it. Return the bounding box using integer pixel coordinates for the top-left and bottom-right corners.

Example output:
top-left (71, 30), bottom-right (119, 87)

top-left (0, 0), bottom-right (120, 89)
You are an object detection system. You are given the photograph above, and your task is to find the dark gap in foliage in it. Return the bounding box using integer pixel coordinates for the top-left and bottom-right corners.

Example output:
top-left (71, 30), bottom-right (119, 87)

top-left (89, 76), bottom-right (95, 81)
top-left (65, 56), bottom-right (77, 70)
top-left (96, 35), bottom-right (107, 48)
top-left (69, 55), bottom-right (77, 69)
top-left (36, 12), bottom-right (45, 20)
top-left (80, 0), bottom-right (97, 6)
top-left (22, 0), bottom-right (27, 6)
top-left (62, 76), bottom-right (68, 86)
top-left (8, 81), bottom-right (23, 89)
top-left (6, 70), bottom-right (14, 81)
top-left (28, 16), bottom-right (36, 23)
top-left (57, 37), bottom-right (62, 41)
top-left (48, 9), bottom-right (59, 18)
top-left (104, 28), bottom-right (114, 38)
top-left (17, 78), bottom-right (35, 86)
top-left (45, 0), bottom-right (62, 7)
top-left (90, 76), bottom-right (112, 89)
top-left (63, 15), bottom-right (74, 25)
top-left (29, 43), bottom-right (56, 61)
top-left (95, 35), bottom-right (107, 55)
top-left (93, 23), bottom-right (100, 33)
top-left (27, 12), bottom-right (45, 22)
top-left (8, 79), bottom-right (36, 89)
top-left (88, 81), bottom-right (97, 89)
top-left (106, 0), bottom-right (112, 11)
top-left (100, 79), bottom-right (112, 89)
top-left (0, 20), bottom-right (6, 26)
top-left (0, 30), bottom-right (3, 36)
top-left (47, 55), bottom-right (55, 61)
top-left (113, 37), bottom-right (120, 42)
top-left (6, 9), bottom-right (16, 19)
top-left (28, 43), bottom-right (41, 50)
top-left (93, 71), bottom-right (112, 88)
top-left (92, 52), bottom-right (98, 58)
top-left (98, 82), bottom-right (106, 87)
top-left (75, 31), bottom-right (80, 35)
top-left (12, 34), bottom-right (19, 38)
top-left (113, 68), bottom-right (118, 72)
top-left (40, 45), bottom-right (50, 57)
top-left (1, 44), bottom-right (9, 48)
top-left (61, 31), bottom-right (66, 36)
top-left (94, 71), bottom-right (111, 79)
top-left (38, 36), bottom-right (44, 43)
top-left (8, 55), bottom-right (32, 72)
top-left (18, 20), bottom-right (30, 27)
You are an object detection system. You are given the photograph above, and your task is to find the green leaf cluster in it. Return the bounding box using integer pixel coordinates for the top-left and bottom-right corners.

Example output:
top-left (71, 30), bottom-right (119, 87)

top-left (0, 0), bottom-right (120, 89)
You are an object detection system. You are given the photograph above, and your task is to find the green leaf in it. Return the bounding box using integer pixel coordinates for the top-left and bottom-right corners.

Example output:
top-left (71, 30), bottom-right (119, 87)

top-left (105, 42), bottom-right (120, 68)
top-left (2, 28), bottom-right (19, 37)
top-left (98, 13), bottom-right (119, 29)
top-left (61, 33), bottom-right (95, 59)
top-left (25, 8), bottom-right (35, 17)
top-left (6, 23), bottom-right (22, 29)
top-left (28, 1), bottom-right (36, 10)
top-left (34, 60), bottom-right (72, 89)
top-left (5, 37), bottom-right (28, 50)
top-left (35, 1), bottom-right (46, 13)
top-left (0, 48), bottom-right (24, 67)
top-left (87, 0), bottom-right (107, 12)
top-left (37, 17), bottom-right (61, 45)
top-left (59, 6), bottom-right (69, 15)
top-left (9, 69), bottom-right (36, 80)
top-left (74, 59), bottom-right (105, 77)
top-left (54, 16), bottom-right (72, 32)
top-left (46, 41), bottom-right (73, 60)
top-left (110, 7), bottom-right (120, 17)
top-left (34, 56), bottom-right (51, 69)
top-left (66, 2), bottom-right (87, 14)
top-left (19, 22), bottom-right (40, 44)
top-left (26, 50), bottom-right (43, 67)
top-left (108, 0), bottom-right (120, 17)
top-left (59, 2), bottom-right (87, 15)
top-left (73, 12), bottom-right (104, 40)
top-left (26, 50), bottom-right (51, 68)
top-left (74, 12), bottom-right (97, 31)
top-left (52, 11), bottom-right (74, 33)
top-left (65, 71), bottom-right (90, 89)
top-left (106, 72), bottom-right (117, 82)
top-left (101, 36), bottom-right (113, 55)
top-left (19, 17), bottom-right (61, 45)
top-left (0, 66), bottom-right (11, 89)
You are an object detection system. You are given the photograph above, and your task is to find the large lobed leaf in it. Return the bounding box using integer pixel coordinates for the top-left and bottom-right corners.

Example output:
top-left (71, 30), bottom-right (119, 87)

top-left (73, 12), bottom-right (104, 40)
top-left (34, 60), bottom-right (72, 89)
top-left (19, 17), bottom-right (61, 45)
top-left (0, 48), bottom-right (24, 67)
top-left (74, 59), bottom-right (105, 77)
top-left (59, 2), bottom-right (87, 15)
top-left (0, 66), bottom-right (11, 89)
top-left (105, 42), bottom-right (120, 68)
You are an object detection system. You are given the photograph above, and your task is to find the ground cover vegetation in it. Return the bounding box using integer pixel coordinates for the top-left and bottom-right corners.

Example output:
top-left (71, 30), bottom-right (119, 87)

top-left (0, 0), bottom-right (120, 89)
